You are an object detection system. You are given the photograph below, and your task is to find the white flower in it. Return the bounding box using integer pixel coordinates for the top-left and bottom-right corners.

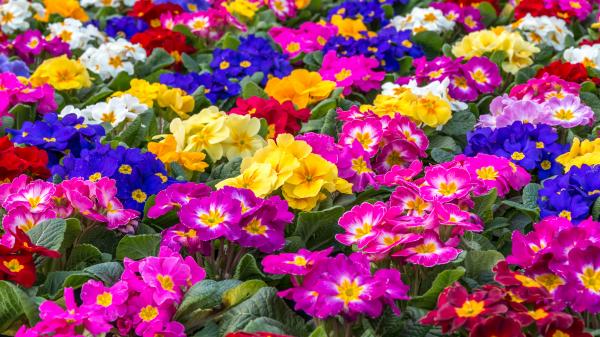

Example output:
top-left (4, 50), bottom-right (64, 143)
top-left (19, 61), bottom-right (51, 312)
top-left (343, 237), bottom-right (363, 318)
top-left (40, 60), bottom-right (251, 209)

top-left (563, 44), bottom-right (600, 70)
top-left (80, 39), bottom-right (146, 79)
top-left (48, 18), bottom-right (105, 50)
top-left (382, 78), bottom-right (468, 111)
top-left (510, 14), bottom-right (572, 51)
top-left (0, 0), bottom-right (32, 34)
top-left (59, 95), bottom-right (148, 127)
top-left (390, 7), bottom-right (454, 34)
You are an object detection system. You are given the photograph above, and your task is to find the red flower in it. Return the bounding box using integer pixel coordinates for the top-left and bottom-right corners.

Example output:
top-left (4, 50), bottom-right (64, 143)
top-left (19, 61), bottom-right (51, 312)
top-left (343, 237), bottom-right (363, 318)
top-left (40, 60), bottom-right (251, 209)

top-left (514, 0), bottom-right (575, 22)
top-left (420, 283), bottom-right (507, 333)
top-left (446, 0), bottom-right (500, 12)
top-left (128, 0), bottom-right (184, 26)
top-left (0, 228), bottom-right (60, 287)
top-left (229, 97), bottom-right (310, 137)
top-left (225, 332), bottom-right (293, 337)
top-left (469, 316), bottom-right (524, 337)
top-left (543, 319), bottom-right (593, 337)
top-left (131, 28), bottom-right (195, 59)
top-left (0, 136), bottom-right (49, 181)
top-left (536, 60), bottom-right (591, 84)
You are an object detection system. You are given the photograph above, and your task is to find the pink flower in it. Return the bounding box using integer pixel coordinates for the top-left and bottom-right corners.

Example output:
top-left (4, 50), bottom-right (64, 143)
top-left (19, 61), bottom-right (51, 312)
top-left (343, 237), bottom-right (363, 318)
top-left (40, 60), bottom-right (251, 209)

top-left (319, 51), bottom-right (385, 95)
top-left (394, 232), bottom-right (461, 267)
top-left (383, 115), bottom-right (429, 156)
top-left (128, 295), bottom-right (175, 336)
top-left (138, 255), bottom-right (192, 304)
top-left (420, 166), bottom-right (473, 202)
top-left (269, 22), bottom-right (337, 57)
top-left (544, 94), bottom-right (594, 128)
top-left (179, 189), bottom-right (242, 241)
top-left (81, 280), bottom-right (129, 321)
top-left (462, 154), bottom-right (531, 197)
top-left (336, 202), bottom-right (388, 247)
top-left (374, 140), bottom-right (421, 174)
top-left (147, 182), bottom-right (211, 218)
top-left (2, 207), bottom-right (55, 233)
top-left (261, 247), bottom-right (333, 276)
top-left (340, 118), bottom-right (383, 155)
top-left (5, 180), bottom-right (55, 213)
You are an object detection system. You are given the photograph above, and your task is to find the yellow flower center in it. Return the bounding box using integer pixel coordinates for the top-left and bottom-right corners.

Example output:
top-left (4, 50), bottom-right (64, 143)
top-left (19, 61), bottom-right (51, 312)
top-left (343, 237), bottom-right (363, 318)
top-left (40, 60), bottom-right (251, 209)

top-left (535, 273), bottom-right (564, 292)
top-left (476, 166), bottom-right (498, 180)
top-left (515, 274), bottom-right (541, 288)
top-left (244, 218), bottom-right (268, 236)
top-left (406, 197), bottom-right (428, 215)
top-left (536, 141), bottom-right (545, 149)
top-left (119, 164), bottom-right (132, 174)
top-left (528, 308), bottom-right (549, 320)
top-left (220, 61), bottom-right (230, 70)
top-left (0, 11), bottom-right (14, 24)
top-left (351, 157), bottom-right (372, 174)
top-left (355, 222), bottom-right (372, 239)
top-left (240, 60), bottom-right (251, 68)
top-left (580, 267), bottom-right (600, 293)
top-left (423, 12), bottom-right (437, 22)
top-left (470, 69), bottom-right (488, 84)
top-left (511, 152), bottom-right (525, 160)
top-left (101, 111), bottom-right (117, 124)
top-left (336, 278), bottom-right (364, 306)
top-left (199, 209), bottom-right (225, 228)
top-left (335, 68), bottom-right (352, 81)
top-left (455, 300), bottom-right (485, 318)
top-left (541, 160), bottom-right (552, 170)
top-left (559, 210), bottom-right (572, 221)
top-left (157, 274), bottom-right (175, 292)
top-left (131, 189), bottom-right (147, 203)
top-left (428, 69), bottom-right (444, 79)
top-left (385, 151), bottom-right (404, 167)
top-left (27, 196), bottom-right (41, 209)
top-left (355, 132), bottom-right (373, 150)
top-left (96, 292), bottom-right (113, 307)
top-left (89, 172), bottom-right (102, 182)
top-left (59, 30), bottom-right (73, 42)
top-left (108, 56), bottom-right (123, 68)
top-left (554, 108), bottom-right (574, 121)
top-left (413, 242), bottom-right (437, 254)
top-left (287, 255), bottom-right (307, 266)
top-left (401, 40), bottom-right (413, 48)
top-left (438, 181), bottom-right (458, 196)
top-left (43, 137), bottom-right (56, 142)
top-left (3, 259), bottom-right (24, 273)
top-left (139, 305), bottom-right (159, 322)
top-left (27, 38), bottom-right (39, 49)
top-left (286, 42), bottom-right (300, 53)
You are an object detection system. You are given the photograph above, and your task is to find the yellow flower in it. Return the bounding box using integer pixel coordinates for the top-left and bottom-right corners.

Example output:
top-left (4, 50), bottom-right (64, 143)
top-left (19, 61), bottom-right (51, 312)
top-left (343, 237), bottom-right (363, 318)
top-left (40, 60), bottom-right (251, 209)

top-left (158, 88), bottom-right (195, 119)
top-left (222, 114), bottom-right (266, 160)
top-left (224, 0), bottom-right (259, 19)
top-left (330, 14), bottom-right (368, 39)
top-left (148, 135), bottom-right (208, 172)
top-left (369, 92), bottom-right (417, 118)
top-left (295, 0), bottom-right (310, 9)
top-left (113, 79), bottom-right (167, 107)
top-left (216, 162), bottom-right (278, 197)
top-left (452, 28), bottom-right (539, 74)
top-left (283, 153), bottom-right (338, 199)
top-left (265, 69), bottom-right (336, 108)
top-left (29, 55), bottom-right (91, 91)
top-left (413, 93), bottom-right (452, 128)
top-left (556, 138), bottom-right (600, 171)
top-left (175, 107), bottom-right (230, 161)
top-left (37, 0), bottom-right (89, 22)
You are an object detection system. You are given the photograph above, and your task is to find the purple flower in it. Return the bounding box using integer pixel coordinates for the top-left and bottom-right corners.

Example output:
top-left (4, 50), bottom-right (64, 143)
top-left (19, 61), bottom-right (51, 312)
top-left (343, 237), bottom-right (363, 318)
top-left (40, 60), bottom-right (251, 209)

top-left (544, 94), bottom-right (594, 128)
top-left (179, 189), bottom-right (242, 241)
top-left (262, 247), bottom-right (333, 276)
top-left (463, 57), bottom-right (502, 94)
top-left (337, 141), bottom-right (377, 192)
top-left (148, 182), bottom-right (211, 218)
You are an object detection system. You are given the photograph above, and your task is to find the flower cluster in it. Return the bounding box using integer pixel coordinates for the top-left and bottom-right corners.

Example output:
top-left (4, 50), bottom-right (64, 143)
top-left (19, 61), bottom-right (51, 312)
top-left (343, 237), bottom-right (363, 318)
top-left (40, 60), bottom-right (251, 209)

top-left (0, 30), bottom-right (70, 65)
top-left (15, 247), bottom-right (205, 337)
top-left (452, 28), bottom-right (540, 74)
top-left (514, 0), bottom-right (593, 22)
top-left (269, 22), bottom-right (337, 58)
top-left (265, 69), bottom-right (336, 109)
top-left (510, 14), bottom-right (572, 51)
top-left (556, 137), bottom-right (600, 171)
top-left (263, 251), bottom-right (409, 319)
top-left (465, 122), bottom-right (566, 178)
top-left (150, 184), bottom-right (293, 254)
top-left (0, 175), bottom-right (139, 233)
top-left (563, 44), bottom-right (600, 70)
top-left (60, 95), bottom-right (148, 127)
top-left (80, 39), bottom-right (147, 79)
top-left (217, 133), bottom-right (352, 210)
top-left (0, 137), bottom-right (49, 181)
top-left (318, 51), bottom-right (384, 95)
top-left (8, 113), bottom-right (104, 167)
top-left (29, 55), bottom-right (91, 91)
top-left (390, 7), bottom-right (455, 34)
top-left (430, 2), bottom-right (484, 32)
top-left (160, 71), bottom-right (241, 103)
top-left (47, 18), bottom-right (105, 50)
top-left (0, 0), bottom-right (44, 34)
top-left (0, 72), bottom-right (57, 119)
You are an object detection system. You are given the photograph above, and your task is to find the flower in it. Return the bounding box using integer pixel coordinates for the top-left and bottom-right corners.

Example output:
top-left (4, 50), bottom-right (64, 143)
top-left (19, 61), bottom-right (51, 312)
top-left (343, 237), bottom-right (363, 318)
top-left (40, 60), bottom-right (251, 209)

top-left (556, 138), bottom-right (600, 171)
top-left (29, 55), bottom-right (91, 91)
top-left (261, 247), bottom-right (332, 275)
top-left (319, 51), bottom-right (384, 95)
top-left (390, 7), bottom-right (455, 34)
top-left (228, 97), bottom-right (310, 137)
top-left (452, 28), bottom-right (540, 74)
top-left (179, 189), bottom-right (242, 241)
top-left (38, 0), bottom-right (89, 21)
top-left (80, 280), bottom-right (129, 321)
top-left (545, 94), bottom-right (594, 128)
top-left (157, 87), bottom-right (195, 119)
top-left (469, 316), bottom-right (525, 337)
top-left (265, 69), bottom-right (336, 109)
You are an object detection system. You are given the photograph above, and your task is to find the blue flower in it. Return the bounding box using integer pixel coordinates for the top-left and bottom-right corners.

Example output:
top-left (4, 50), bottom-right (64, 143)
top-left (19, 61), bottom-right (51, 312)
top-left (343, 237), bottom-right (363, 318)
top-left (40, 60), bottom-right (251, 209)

top-left (104, 17), bottom-right (149, 39)
top-left (0, 54), bottom-right (29, 77)
top-left (8, 113), bottom-right (104, 167)
top-left (53, 143), bottom-right (173, 211)
top-left (195, 73), bottom-right (241, 103)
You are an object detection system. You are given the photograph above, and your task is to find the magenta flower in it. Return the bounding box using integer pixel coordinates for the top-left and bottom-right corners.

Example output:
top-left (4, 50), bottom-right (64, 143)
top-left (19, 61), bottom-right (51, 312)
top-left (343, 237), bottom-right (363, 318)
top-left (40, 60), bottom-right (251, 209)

top-left (462, 153), bottom-right (531, 197)
top-left (81, 280), bottom-right (129, 321)
top-left (319, 51), bottom-right (385, 95)
top-left (139, 255), bottom-right (193, 304)
top-left (463, 57), bottom-right (502, 94)
top-left (374, 140), bottom-right (421, 174)
top-left (336, 202), bottom-right (387, 247)
top-left (383, 115), bottom-right (429, 156)
top-left (179, 189), bottom-right (242, 241)
top-left (449, 73), bottom-right (479, 101)
top-left (5, 180), bottom-right (55, 213)
top-left (261, 247), bottom-right (333, 276)
top-left (237, 194), bottom-right (293, 253)
top-left (128, 294), bottom-right (175, 336)
top-left (161, 223), bottom-right (207, 255)
top-left (413, 56), bottom-right (459, 83)
top-left (89, 178), bottom-right (140, 232)
top-left (340, 118), bottom-right (383, 155)
top-left (420, 166), bottom-right (473, 202)
top-left (394, 232), bottom-right (461, 267)
top-left (269, 22), bottom-right (336, 57)
top-left (559, 245), bottom-right (600, 312)
top-left (147, 182), bottom-right (211, 219)
top-left (141, 320), bottom-right (186, 337)
top-left (337, 141), bottom-right (377, 192)
top-left (509, 73), bottom-right (580, 103)
top-left (2, 207), bottom-right (55, 233)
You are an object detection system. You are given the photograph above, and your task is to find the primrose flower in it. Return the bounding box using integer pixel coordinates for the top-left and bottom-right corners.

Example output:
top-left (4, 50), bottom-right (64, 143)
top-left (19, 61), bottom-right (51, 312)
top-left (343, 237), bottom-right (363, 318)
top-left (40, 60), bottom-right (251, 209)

top-left (319, 51), bottom-right (384, 95)
top-left (556, 138), bottom-right (600, 171)
top-left (390, 7), bottom-right (455, 34)
top-left (222, 114), bottom-right (267, 161)
top-left (261, 247), bottom-right (333, 275)
top-left (138, 255), bottom-right (195, 304)
top-left (420, 166), bottom-right (473, 202)
top-left (80, 280), bottom-right (129, 321)
top-left (29, 55), bottom-right (91, 91)
top-left (4, 180), bottom-right (55, 213)
top-left (544, 94), bottom-right (594, 128)
top-left (179, 189), bottom-right (242, 241)
top-left (394, 232), bottom-right (461, 267)
top-left (265, 69), bottom-right (336, 109)
top-left (336, 202), bottom-right (387, 247)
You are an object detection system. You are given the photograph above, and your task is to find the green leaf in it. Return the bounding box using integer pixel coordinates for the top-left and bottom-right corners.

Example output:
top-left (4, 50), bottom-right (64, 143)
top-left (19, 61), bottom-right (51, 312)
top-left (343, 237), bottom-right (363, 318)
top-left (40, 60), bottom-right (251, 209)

top-left (80, 87), bottom-right (114, 107)
top-left (0, 281), bottom-right (38, 331)
top-left (83, 262), bottom-right (124, 285)
top-left (310, 97), bottom-right (337, 120)
top-left (219, 287), bottom-right (309, 337)
top-left (65, 244), bottom-right (103, 270)
top-left (413, 31), bottom-right (444, 56)
top-left (522, 183), bottom-right (541, 209)
top-left (10, 104), bottom-right (35, 130)
top-left (581, 92), bottom-right (600, 119)
top-left (206, 158), bottom-right (242, 187)
top-left (464, 250), bottom-right (504, 284)
top-left (222, 280), bottom-right (267, 308)
top-left (461, 232), bottom-right (495, 251)
top-left (182, 53), bottom-right (201, 73)
top-left (593, 198), bottom-right (600, 221)
top-left (293, 206), bottom-right (345, 250)
top-left (302, 51), bottom-right (323, 71)
top-left (472, 188), bottom-right (497, 224)
top-left (234, 254), bottom-right (265, 280)
top-left (308, 326), bottom-right (328, 337)
top-left (243, 317), bottom-right (288, 335)
top-left (581, 81), bottom-right (597, 93)
top-left (28, 218), bottom-right (81, 267)
top-left (107, 71), bottom-right (132, 91)
top-left (442, 110), bottom-right (476, 136)
top-left (409, 267), bottom-right (465, 309)
top-left (430, 148), bottom-right (456, 163)
top-left (478, 1), bottom-right (497, 26)
top-left (216, 33), bottom-right (241, 50)
top-left (147, 48), bottom-right (175, 73)
top-left (115, 234), bottom-right (161, 260)
top-left (320, 108), bottom-right (338, 137)
top-left (118, 109), bottom-right (156, 147)
top-left (242, 81), bottom-right (269, 99)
